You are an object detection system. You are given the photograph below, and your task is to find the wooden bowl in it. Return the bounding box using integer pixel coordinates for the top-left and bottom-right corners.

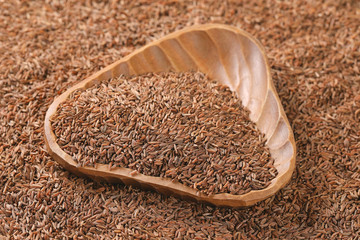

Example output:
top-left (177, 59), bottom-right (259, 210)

top-left (44, 24), bottom-right (296, 207)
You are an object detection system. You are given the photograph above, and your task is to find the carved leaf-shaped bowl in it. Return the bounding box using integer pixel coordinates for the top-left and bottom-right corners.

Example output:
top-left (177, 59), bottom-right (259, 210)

top-left (44, 24), bottom-right (296, 207)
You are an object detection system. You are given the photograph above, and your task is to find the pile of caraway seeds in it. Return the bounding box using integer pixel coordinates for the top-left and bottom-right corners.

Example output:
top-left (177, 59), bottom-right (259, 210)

top-left (51, 71), bottom-right (277, 196)
top-left (1, 0), bottom-right (359, 239)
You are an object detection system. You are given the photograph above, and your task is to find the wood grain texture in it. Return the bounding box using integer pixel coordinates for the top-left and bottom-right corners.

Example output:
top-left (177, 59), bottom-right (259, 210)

top-left (44, 24), bottom-right (296, 207)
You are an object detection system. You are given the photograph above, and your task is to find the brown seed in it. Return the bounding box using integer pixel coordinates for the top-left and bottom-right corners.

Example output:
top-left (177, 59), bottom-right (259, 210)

top-left (1, 0), bottom-right (359, 239)
top-left (51, 71), bottom-right (277, 195)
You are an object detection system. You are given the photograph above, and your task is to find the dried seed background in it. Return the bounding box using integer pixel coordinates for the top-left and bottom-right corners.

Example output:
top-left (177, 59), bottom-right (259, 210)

top-left (0, 0), bottom-right (359, 239)
top-left (51, 72), bottom-right (277, 196)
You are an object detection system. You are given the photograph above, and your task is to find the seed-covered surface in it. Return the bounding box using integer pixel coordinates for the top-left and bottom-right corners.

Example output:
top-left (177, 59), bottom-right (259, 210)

top-left (0, 0), bottom-right (359, 239)
top-left (51, 72), bottom-right (277, 195)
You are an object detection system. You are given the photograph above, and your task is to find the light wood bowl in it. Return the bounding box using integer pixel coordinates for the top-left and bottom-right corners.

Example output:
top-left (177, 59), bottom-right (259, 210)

top-left (44, 24), bottom-right (296, 207)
